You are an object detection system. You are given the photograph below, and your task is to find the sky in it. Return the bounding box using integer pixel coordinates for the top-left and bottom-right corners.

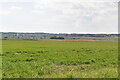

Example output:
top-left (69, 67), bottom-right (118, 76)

top-left (0, 0), bottom-right (119, 34)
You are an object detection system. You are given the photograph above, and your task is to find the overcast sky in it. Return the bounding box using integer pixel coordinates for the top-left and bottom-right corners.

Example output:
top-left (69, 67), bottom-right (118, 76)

top-left (0, 0), bottom-right (119, 33)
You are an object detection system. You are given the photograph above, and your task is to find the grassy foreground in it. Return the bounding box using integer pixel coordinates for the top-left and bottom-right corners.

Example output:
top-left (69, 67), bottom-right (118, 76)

top-left (2, 40), bottom-right (118, 78)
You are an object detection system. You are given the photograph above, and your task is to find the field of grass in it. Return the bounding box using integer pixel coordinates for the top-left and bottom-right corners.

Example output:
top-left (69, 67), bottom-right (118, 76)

top-left (65, 37), bottom-right (118, 40)
top-left (2, 40), bottom-right (118, 78)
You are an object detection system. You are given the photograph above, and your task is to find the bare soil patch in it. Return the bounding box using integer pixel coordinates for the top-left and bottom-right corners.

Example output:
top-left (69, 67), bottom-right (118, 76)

top-left (53, 65), bottom-right (80, 71)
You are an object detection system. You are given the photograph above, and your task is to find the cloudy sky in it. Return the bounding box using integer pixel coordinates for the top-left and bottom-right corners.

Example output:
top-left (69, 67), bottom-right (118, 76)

top-left (0, 0), bottom-right (119, 33)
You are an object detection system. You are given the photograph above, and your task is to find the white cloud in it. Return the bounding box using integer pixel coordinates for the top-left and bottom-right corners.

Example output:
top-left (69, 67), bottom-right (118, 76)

top-left (31, 1), bottom-right (118, 33)
top-left (9, 6), bottom-right (22, 11)
top-left (32, 10), bottom-right (45, 14)
top-left (0, 0), bottom-right (32, 3)
top-left (0, 6), bottom-right (23, 15)
top-left (33, 1), bottom-right (117, 16)
top-left (0, 0), bottom-right (119, 3)
top-left (1, 0), bottom-right (118, 33)
top-left (0, 10), bottom-right (11, 14)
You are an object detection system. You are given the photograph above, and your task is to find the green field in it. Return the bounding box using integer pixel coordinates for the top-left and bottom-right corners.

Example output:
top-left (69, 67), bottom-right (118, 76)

top-left (65, 37), bottom-right (118, 40)
top-left (2, 40), bottom-right (118, 78)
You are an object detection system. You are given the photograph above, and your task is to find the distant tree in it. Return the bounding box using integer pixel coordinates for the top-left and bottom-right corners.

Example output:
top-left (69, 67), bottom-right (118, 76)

top-left (4, 37), bottom-right (8, 39)
top-left (58, 37), bottom-right (64, 39)
top-left (50, 36), bottom-right (64, 39)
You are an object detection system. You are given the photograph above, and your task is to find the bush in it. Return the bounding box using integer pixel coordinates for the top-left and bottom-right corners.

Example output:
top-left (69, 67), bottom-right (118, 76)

top-left (50, 36), bottom-right (64, 39)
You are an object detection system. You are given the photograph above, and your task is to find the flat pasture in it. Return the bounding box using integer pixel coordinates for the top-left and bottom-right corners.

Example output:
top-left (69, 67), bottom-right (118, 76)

top-left (2, 40), bottom-right (118, 78)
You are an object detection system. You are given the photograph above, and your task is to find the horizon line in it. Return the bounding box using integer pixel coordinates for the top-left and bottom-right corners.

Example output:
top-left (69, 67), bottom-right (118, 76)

top-left (0, 31), bottom-right (119, 34)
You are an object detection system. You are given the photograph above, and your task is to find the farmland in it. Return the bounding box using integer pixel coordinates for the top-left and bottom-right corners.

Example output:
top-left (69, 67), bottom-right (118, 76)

top-left (2, 40), bottom-right (118, 78)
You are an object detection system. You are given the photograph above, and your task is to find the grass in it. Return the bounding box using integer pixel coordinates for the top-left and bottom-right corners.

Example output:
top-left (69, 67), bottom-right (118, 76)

top-left (65, 37), bottom-right (118, 40)
top-left (2, 40), bottom-right (118, 78)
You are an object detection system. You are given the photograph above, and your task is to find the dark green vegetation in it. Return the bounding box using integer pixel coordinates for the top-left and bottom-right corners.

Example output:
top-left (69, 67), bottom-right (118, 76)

top-left (2, 40), bottom-right (118, 78)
